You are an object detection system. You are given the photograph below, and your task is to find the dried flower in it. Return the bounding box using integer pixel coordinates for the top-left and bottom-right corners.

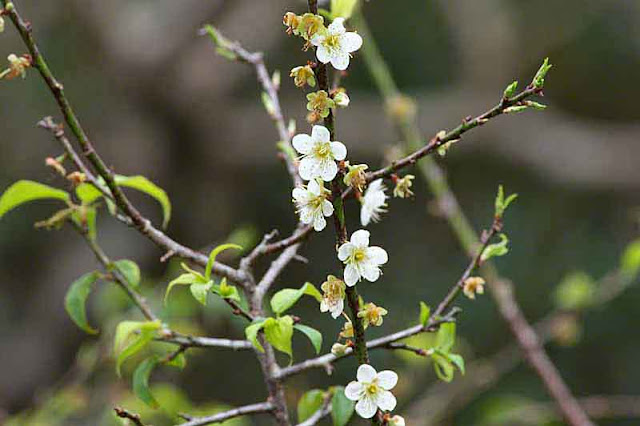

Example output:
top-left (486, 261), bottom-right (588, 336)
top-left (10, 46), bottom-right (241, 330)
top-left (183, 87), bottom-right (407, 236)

top-left (343, 162), bottom-right (368, 193)
top-left (393, 175), bottom-right (415, 199)
top-left (320, 275), bottom-right (346, 318)
top-left (283, 12), bottom-right (301, 35)
top-left (298, 13), bottom-right (325, 40)
top-left (66, 171), bottom-right (86, 185)
top-left (463, 276), bottom-right (485, 299)
top-left (0, 54), bottom-right (31, 80)
top-left (339, 321), bottom-right (354, 338)
top-left (357, 302), bottom-right (388, 327)
top-left (290, 65), bottom-right (316, 88)
top-left (306, 90), bottom-right (335, 118)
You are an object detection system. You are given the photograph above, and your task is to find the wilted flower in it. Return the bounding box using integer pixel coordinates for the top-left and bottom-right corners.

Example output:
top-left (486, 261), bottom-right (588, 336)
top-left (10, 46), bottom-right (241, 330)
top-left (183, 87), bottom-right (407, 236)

top-left (306, 90), bottom-right (335, 118)
top-left (292, 179), bottom-right (333, 231)
top-left (45, 157), bottom-right (66, 176)
top-left (292, 125), bottom-right (347, 182)
top-left (311, 17), bottom-right (362, 71)
top-left (360, 179), bottom-right (387, 226)
top-left (463, 276), bottom-right (485, 299)
top-left (339, 321), bottom-right (354, 338)
top-left (393, 174), bottom-right (415, 199)
top-left (338, 229), bottom-right (388, 286)
top-left (343, 162), bottom-right (368, 193)
top-left (290, 65), bottom-right (316, 88)
top-left (66, 171), bottom-right (86, 185)
top-left (333, 89), bottom-right (350, 107)
top-left (320, 275), bottom-right (346, 318)
top-left (0, 54), bottom-right (30, 80)
top-left (358, 302), bottom-right (388, 327)
top-left (345, 364), bottom-right (398, 419)
top-left (298, 13), bottom-right (325, 40)
top-left (283, 12), bottom-right (301, 35)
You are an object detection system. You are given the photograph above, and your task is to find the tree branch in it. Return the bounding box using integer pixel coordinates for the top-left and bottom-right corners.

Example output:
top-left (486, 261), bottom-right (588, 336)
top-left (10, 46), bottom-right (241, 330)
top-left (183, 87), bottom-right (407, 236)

top-left (178, 401), bottom-right (275, 426)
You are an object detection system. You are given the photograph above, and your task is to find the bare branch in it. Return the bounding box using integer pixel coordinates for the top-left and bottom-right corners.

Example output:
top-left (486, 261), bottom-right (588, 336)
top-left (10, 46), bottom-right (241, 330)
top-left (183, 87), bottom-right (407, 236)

top-left (114, 407), bottom-right (146, 426)
top-left (178, 401), bottom-right (275, 426)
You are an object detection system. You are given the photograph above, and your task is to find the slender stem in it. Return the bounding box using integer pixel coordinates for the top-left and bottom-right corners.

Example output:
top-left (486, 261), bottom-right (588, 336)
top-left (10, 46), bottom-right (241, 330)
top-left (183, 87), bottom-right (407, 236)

top-left (178, 401), bottom-right (275, 426)
top-left (114, 407), bottom-right (146, 426)
top-left (354, 12), bottom-right (594, 426)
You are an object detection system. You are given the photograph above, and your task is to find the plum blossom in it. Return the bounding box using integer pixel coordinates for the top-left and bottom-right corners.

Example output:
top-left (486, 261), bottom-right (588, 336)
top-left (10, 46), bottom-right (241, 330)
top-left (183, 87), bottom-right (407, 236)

top-left (338, 229), bottom-right (388, 286)
top-left (320, 275), bottom-right (346, 318)
top-left (360, 179), bottom-right (388, 226)
top-left (311, 17), bottom-right (362, 71)
top-left (292, 179), bottom-right (333, 231)
top-left (292, 125), bottom-right (347, 181)
top-left (345, 364), bottom-right (398, 419)
top-left (463, 276), bottom-right (485, 300)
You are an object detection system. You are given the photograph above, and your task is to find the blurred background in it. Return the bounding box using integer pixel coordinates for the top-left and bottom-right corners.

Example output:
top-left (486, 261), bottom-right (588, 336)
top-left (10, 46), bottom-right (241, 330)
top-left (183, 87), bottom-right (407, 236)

top-left (1, 0), bottom-right (639, 425)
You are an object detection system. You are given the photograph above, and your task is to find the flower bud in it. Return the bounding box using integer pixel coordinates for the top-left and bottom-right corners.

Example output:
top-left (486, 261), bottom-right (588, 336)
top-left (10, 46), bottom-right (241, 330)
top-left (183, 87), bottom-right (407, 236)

top-left (0, 53), bottom-right (31, 80)
top-left (333, 90), bottom-right (350, 108)
top-left (389, 415), bottom-right (406, 426)
top-left (331, 342), bottom-right (349, 356)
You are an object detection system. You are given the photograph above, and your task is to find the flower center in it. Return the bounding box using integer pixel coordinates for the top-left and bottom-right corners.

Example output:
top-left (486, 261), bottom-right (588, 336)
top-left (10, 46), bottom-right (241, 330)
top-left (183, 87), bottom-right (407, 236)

top-left (324, 34), bottom-right (341, 49)
top-left (351, 248), bottom-right (366, 263)
top-left (312, 141), bottom-right (332, 159)
top-left (365, 382), bottom-right (379, 396)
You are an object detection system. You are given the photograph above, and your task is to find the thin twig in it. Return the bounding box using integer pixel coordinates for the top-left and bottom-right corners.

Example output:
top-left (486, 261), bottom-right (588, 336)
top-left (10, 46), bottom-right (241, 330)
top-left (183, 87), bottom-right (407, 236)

top-left (178, 401), bottom-right (275, 426)
top-left (114, 407), bottom-right (146, 426)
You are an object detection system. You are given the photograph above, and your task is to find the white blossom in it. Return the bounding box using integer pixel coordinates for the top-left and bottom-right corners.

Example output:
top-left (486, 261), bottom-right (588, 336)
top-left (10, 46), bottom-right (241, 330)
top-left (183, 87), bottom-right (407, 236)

top-left (292, 179), bottom-right (333, 231)
top-left (292, 125), bottom-right (347, 181)
top-left (360, 179), bottom-right (388, 226)
top-left (338, 229), bottom-right (388, 286)
top-left (311, 17), bottom-right (363, 71)
top-left (345, 364), bottom-right (398, 419)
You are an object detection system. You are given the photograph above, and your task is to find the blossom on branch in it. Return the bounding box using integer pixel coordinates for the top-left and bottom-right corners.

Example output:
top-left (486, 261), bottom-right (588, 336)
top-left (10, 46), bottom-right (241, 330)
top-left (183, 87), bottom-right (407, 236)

top-left (311, 17), bottom-right (362, 71)
top-left (0, 54), bottom-right (30, 80)
top-left (338, 229), bottom-right (388, 286)
top-left (463, 276), bottom-right (486, 299)
top-left (320, 275), bottom-right (346, 318)
top-left (306, 90), bottom-right (335, 119)
top-left (292, 125), bottom-right (347, 181)
top-left (345, 364), bottom-right (398, 419)
top-left (343, 162), bottom-right (368, 193)
top-left (393, 174), bottom-right (415, 199)
top-left (290, 65), bottom-right (316, 88)
top-left (360, 179), bottom-right (388, 226)
top-left (358, 302), bottom-right (388, 327)
top-left (292, 179), bottom-right (333, 231)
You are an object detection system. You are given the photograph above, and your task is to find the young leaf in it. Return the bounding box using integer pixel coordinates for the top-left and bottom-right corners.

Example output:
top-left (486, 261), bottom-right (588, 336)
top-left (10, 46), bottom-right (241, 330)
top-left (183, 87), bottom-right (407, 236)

top-left (64, 271), bottom-right (100, 334)
top-left (264, 316), bottom-right (294, 358)
top-left (0, 180), bottom-right (69, 219)
top-left (270, 282), bottom-right (322, 315)
top-left (331, 0), bottom-right (358, 19)
top-left (436, 322), bottom-right (456, 353)
top-left (113, 259), bottom-right (141, 288)
top-left (113, 320), bottom-right (162, 376)
top-left (621, 239), bottom-right (640, 280)
top-left (419, 302), bottom-right (431, 326)
top-left (190, 281), bottom-right (213, 306)
top-left (503, 80), bottom-right (518, 99)
top-left (166, 352), bottom-right (187, 370)
top-left (245, 320), bottom-right (266, 352)
top-left (212, 277), bottom-right (241, 302)
top-left (84, 206), bottom-right (97, 240)
top-left (331, 386), bottom-right (355, 426)
top-left (448, 353), bottom-right (466, 375)
top-left (205, 243), bottom-right (242, 281)
top-left (75, 183), bottom-right (104, 205)
top-left (532, 57), bottom-right (552, 89)
top-left (133, 357), bottom-right (159, 408)
top-left (114, 175), bottom-right (172, 229)
top-left (481, 234), bottom-right (510, 262)
top-left (431, 350), bottom-right (455, 382)
top-left (494, 185), bottom-right (518, 218)
top-left (164, 273), bottom-right (198, 305)
top-left (294, 324), bottom-right (323, 354)
top-left (297, 389), bottom-right (324, 423)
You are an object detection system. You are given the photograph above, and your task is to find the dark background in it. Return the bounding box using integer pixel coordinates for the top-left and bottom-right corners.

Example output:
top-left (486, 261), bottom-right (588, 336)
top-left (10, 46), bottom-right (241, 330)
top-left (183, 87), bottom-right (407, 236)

top-left (1, 0), bottom-right (639, 425)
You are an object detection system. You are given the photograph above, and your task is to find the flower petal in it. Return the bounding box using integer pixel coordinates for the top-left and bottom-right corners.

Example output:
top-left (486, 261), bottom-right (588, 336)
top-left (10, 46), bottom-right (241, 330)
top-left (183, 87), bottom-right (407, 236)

top-left (330, 51), bottom-right (350, 71)
top-left (330, 141), bottom-right (347, 160)
top-left (322, 199), bottom-right (334, 216)
top-left (344, 381), bottom-right (364, 401)
top-left (360, 264), bottom-right (380, 282)
top-left (331, 299), bottom-right (344, 318)
top-left (357, 364), bottom-right (377, 382)
top-left (376, 370), bottom-right (398, 390)
top-left (341, 32), bottom-right (363, 53)
top-left (292, 134), bottom-right (312, 154)
top-left (298, 157), bottom-right (316, 181)
top-left (360, 205), bottom-right (372, 227)
top-left (355, 396), bottom-right (377, 419)
top-left (337, 242), bottom-right (353, 261)
top-left (310, 34), bottom-right (324, 47)
top-left (315, 45), bottom-right (331, 64)
top-left (374, 390), bottom-right (397, 412)
top-left (311, 125), bottom-right (330, 142)
top-left (366, 246), bottom-right (388, 265)
top-left (319, 159), bottom-right (338, 181)
top-left (328, 17), bottom-right (346, 35)
top-left (292, 187), bottom-right (307, 201)
top-left (313, 215), bottom-right (327, 232)
top-left (307, 178), bottom-right (322, 194)
top-left (344, 263), bottom-right (360, 286)
top-left (351, 229), bottom-right (370, 247)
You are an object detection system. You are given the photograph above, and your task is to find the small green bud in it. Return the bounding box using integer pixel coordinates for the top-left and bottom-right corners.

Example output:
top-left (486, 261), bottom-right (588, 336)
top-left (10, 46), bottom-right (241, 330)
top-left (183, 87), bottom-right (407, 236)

top-left (261, 92), bottom-right (276, 117)
top-left (532, 57), bottom-right (552, 89)
top-left (503, 105), bottom-right (528, 114)
top-left (503, 80), bottom-right (518, 99)
top-left (525, 100), bottom-right (547, 110)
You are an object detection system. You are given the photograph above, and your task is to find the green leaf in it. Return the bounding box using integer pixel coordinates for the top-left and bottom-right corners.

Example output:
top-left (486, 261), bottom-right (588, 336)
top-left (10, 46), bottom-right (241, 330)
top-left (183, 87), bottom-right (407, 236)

top-left (190, 281), bottom-right (213, 306)
top-left (114, 175), bottom-right (172, 229)
top-left (532, 57), bottom-right (552, 89)
top-left (245, 320), bottom-right (266, 352)
top-left (75, 183), bottom-right (104, 205)
top-left (419, 302), bottom-right (431, 326)
top-left (436, 322), bottom-right (456, 353)
top-left (0, 180), bottom-right (69, 219)
top-left (331, 386), bottom-right (355, 426)
top-left (294, 324), bottom-right (323, 354)
top-left (166, 352), bottom-right (187, 370)
top-left (113, 259), bottom-right (141, 288)
top-left (621, 239), bottom-right (640, 281)
top-left (431, 350), bottom-right (455, 382)
top-left (180, 262), bottom-right (207, 282)
top-left (133, 357), bottom-right (159, 408)
top-left (553, 271), bottom-right (596, 310)
top-left (270, 282), bottom-right (322, 315)
top-left (331, 0), bottom-right (358, 19)
top-left (84, 206), bottom-right (97, 240)
top-left (205, 243), bottom-right (242, 281)
top-left (264, 316), bottom-right (294, 358)
top-left (481, 233), bottom-right (510, 262)
top-left (297, 389), bottom-right (324, 423)
top-left (448, 353), bottom-right (466, 375)
top-left (164, 273), bottom-right (198, 305)
top-left (212, 277), bottom-right (241, 302)
top-left (64, 271), bottom-right (100, 334)
top-left (503, 80), bottom-right (518, 99)
top-left (494, 185), bottom-right (518, 218)
top-left (113, 320), bottom-right (162, 376)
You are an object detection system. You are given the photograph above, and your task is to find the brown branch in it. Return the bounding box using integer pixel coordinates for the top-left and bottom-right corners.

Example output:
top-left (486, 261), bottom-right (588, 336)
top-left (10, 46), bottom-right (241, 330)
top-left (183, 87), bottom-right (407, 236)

top-left (114, 407), bottom-right (146, 426)
top-left (178, 401), bottom-right (275, 426)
